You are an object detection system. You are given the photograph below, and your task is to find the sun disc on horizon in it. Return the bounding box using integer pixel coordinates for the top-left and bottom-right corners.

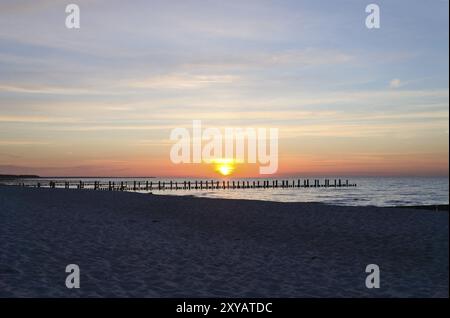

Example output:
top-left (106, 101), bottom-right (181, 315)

top-left (212, 159), bottom-right (235, 176)
top-left (218, 164), bottom-right (233, 176)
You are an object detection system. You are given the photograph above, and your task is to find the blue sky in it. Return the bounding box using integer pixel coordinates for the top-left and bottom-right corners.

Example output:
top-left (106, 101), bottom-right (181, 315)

top-left (0, 0), bottom-right (448, 176)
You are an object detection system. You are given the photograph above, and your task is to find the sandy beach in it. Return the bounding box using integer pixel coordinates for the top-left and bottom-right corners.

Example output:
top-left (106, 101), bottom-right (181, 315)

top-left (0, 185), bottom-right (448, 297)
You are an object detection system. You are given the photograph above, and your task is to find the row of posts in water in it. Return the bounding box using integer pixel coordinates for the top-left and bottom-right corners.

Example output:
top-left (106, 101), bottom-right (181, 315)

top-left (34, 179), bottom-right (357, 191)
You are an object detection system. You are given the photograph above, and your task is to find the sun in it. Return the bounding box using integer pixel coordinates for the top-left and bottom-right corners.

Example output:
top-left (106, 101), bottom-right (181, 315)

top-left (213, 159), bottom-right (235, 176)
top-left (218, 164), bottom-right (233, 176)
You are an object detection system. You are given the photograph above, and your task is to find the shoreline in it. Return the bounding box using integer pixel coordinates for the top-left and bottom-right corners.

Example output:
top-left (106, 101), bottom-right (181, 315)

top-left (0, 185), bottom-right (448, 297)
top-left (1, 184), bottom-right (448, 209)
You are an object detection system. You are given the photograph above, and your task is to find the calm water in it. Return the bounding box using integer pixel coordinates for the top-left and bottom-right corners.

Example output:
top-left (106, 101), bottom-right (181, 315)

top-left (8, 176), bottom-right (449, 207)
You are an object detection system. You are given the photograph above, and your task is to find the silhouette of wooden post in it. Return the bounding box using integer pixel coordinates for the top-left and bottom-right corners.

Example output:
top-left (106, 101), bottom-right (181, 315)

top-left (338, 179), bottom-right (342, 187)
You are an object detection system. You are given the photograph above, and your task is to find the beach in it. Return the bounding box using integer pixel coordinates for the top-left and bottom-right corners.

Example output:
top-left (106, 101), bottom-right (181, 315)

top-left (0, 185), bottom-right (448, 297)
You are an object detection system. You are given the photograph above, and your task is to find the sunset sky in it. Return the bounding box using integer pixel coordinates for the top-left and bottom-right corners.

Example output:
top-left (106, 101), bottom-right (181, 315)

top-left (0, 0), bottom-right (448, 177)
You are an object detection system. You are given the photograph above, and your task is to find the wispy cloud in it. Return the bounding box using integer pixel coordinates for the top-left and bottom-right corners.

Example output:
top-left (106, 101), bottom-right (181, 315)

top-left (0, 115), bottom-right (79, 123)
top-left (128, 73), bottom-right (239, 90)
top-left (389, 78), bottom-right (403, 89)
top-left (0, 140), bottom-right (51, 146)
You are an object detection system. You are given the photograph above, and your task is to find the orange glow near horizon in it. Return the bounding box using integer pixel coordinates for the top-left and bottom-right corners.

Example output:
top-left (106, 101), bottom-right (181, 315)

top-left (1, 152), bottom-right (448, 178)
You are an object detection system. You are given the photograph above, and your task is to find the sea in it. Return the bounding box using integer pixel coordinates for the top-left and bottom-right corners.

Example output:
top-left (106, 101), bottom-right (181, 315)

top-left (6, 176), bottom-right (449, 207)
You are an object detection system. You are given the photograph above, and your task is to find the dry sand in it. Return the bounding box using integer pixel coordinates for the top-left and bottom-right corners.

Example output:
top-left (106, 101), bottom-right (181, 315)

top-left (0, 186), bottom-right (448, 297)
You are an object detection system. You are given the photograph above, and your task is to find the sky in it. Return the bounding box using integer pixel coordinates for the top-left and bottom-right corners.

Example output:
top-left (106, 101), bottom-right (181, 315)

top-left (0, 0), bottom-right (448, 177)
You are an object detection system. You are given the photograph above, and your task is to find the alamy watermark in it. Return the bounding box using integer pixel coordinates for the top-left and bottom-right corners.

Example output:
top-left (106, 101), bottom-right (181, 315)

top-left (65, 4), bottom-right (80, 29)
top-left (170, 120), bottom-right (279, 174)
top-left (65, 264), bottom-right (80, 289)
top-left (365, 4), bottom-right (380, 29)
top-left (365, 264), bottom-right (380, 288)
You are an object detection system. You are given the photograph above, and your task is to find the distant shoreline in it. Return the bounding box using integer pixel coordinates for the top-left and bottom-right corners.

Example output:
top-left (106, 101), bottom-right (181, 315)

top-left (0, 174), bottom-right (40, 179)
